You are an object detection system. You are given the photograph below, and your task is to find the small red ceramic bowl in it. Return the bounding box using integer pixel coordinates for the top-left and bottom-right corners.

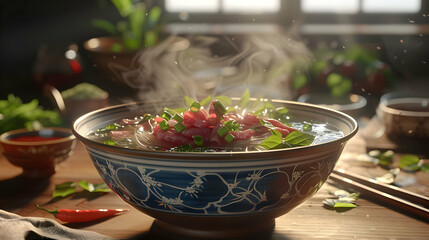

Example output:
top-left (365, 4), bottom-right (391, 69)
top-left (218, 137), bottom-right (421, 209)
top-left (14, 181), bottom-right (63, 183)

top-left (0, 127), bottom-right (76, 178)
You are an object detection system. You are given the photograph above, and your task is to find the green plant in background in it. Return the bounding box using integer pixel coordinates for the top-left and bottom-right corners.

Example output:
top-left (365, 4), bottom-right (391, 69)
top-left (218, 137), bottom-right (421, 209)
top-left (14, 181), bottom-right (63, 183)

top-left (92, 0), bottom-right (162, 52)
top-left (290, 45), bottom-right (396, 98)
top-left (0, 94), bottom-right (62, 134)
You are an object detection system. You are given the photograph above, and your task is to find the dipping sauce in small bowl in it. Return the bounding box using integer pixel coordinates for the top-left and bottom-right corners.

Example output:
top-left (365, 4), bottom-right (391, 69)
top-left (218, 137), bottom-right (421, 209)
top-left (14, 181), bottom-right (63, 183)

top-left (377, 92), bottom-right (429, 139)
top-left (0, 128), bottom-right (76, 178)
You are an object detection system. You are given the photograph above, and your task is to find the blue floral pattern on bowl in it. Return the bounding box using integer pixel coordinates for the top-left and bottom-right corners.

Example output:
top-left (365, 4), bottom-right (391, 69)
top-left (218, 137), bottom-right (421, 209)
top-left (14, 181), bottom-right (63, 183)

top-left (87, 147), bottom-right (338, 216)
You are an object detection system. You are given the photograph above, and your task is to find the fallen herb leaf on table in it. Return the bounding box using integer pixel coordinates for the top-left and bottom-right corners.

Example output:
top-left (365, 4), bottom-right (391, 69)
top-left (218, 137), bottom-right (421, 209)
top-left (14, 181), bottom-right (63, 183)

top-left (399, 154), bottom-right (422, 172)
top-left (53, 182), bottom-right (77, 198)
top-left (78, 180), bottom-right (111, 193)
top-left (323, 190), bottom-right (360, 210)
top-left (53, 180), bottom-right (111, 199)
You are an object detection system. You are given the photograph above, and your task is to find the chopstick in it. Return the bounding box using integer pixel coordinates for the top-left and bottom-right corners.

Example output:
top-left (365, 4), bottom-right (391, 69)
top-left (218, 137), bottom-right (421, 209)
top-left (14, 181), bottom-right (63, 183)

top-left (329, 169), bottom-right (429, 221)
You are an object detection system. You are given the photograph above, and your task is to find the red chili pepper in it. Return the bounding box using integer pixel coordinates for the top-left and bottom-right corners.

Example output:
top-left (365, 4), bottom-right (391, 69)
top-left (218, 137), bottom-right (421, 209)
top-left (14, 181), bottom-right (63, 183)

top-left (36, 204), bottom-right (128, 223)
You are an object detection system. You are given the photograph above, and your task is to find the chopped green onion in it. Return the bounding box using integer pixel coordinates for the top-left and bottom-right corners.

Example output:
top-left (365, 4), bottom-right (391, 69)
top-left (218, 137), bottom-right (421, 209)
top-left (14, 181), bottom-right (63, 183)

top-left (224, 120), bottom-right (240, 131)
top-left (217, 126), bottom-right (229, 137)
top-left (173, 114), bottom-right (183, 123)
top-left (161, 111), bottom-right (172, 120)
top-left (193, 135), bottom-right (204, 146)
top-left (105, 124), bottom-right (118, 130)
top-left (190, 102), bottom-right (201, 112)
top-left (174, 122), bottom-right (186, 133)
top-left (159, 120), bottom-right (170, 131)
top-left (142, 114), bottom-right (153, 122)
top-left (224, 133), bottom-right (235, 143)
top-left (303, 123), bottom-right (312, 132)
top-left (213, 100), bottom-right (227, 116)
top-left (104, 140), bottom-right (116, 146)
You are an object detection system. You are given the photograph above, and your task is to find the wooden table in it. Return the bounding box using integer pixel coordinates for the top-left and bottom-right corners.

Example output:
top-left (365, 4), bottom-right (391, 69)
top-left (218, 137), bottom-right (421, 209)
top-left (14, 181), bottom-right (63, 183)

top-left (1, 133), bottom-right (428, 239)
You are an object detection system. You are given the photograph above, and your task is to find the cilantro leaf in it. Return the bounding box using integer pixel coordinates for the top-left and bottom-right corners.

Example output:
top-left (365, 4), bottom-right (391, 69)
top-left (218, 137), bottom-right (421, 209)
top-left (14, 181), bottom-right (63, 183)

top-left (184, 96), bottom-right (195, 107)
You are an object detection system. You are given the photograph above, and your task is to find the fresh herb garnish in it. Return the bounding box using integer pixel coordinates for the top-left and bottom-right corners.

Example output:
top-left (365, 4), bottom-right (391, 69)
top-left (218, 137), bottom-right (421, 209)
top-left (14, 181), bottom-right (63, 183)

top-left (200, 95), bottom-right (212, 107)
top-left (258, 129), bottom-right (283, 150)
top-left (184, 96), bottom-right (196, 107)
top-left (173, 122), bottom-right (186, 133)
top-left (283, 131), bottom-right (315, 146)
top-left (159, 120), bottom-right (170, 131)
top-left (323, 190), bottom-right (360, 210)
top-left (259, 130), bottom-right (315, 150)
top-left (190, 102), bottom-right (201, 112)
top-left (104, 140), bottom-right (116, 146)
top-left (239, 88), bottom-right (251, 108)
top-left (193, 135), bottom-right (204, 146)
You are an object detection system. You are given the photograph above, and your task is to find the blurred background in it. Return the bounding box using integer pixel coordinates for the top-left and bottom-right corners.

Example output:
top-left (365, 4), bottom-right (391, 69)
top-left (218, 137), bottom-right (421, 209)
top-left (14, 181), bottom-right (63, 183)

top-left (1, 0), bottom-right (428, 127)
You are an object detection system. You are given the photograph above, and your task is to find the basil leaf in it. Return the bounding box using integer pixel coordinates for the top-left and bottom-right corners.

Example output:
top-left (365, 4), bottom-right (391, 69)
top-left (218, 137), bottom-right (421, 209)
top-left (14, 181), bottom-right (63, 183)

top-left (283, 131), bottom-right (315, 146)
top-left (200, 95), bottom-right (212, 107)
top-left (53, 182), bottom-right (76, 198)
top-left (184, 96), bottom-right (196, 107)
top-left (399, 154), bottom-right (420, 171)
top-left (78, 180), bottom-right (111, 193)
top-left (239, 89), bottom-right (250, 108)
top-left (259, 130), bottom-right (283, 150)
top-left (214, 96), bottom-right (232, 107)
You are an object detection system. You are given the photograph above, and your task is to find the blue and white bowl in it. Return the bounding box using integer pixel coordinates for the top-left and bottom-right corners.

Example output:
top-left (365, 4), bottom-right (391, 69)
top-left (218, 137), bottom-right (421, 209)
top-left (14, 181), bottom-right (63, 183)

top-left (72, 99), bottom-right (358, 238)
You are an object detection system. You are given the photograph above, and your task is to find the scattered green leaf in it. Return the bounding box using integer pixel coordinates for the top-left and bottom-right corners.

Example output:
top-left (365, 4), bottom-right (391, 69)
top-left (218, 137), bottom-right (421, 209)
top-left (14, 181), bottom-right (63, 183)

top-left (323, 190), bottom-right (359, 210)
top-left (53, 182), bottom-right (76, 198)
top-left (399, 154), bottom-right (421, 171)
top-left (78, 180), bottom-right (111, 193)
top-left (333, 202), bottom-right (357, 208)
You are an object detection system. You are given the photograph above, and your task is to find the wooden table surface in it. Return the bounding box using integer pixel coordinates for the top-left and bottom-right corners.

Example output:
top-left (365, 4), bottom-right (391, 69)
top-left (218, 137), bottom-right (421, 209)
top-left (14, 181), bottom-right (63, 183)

top-left (1, 132), bottom-right (428, 239)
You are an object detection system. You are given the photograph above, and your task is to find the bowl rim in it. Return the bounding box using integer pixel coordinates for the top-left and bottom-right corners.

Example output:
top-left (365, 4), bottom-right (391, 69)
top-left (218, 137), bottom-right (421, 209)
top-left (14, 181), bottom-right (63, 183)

top-left (297, 93), bottom-right (367, 111)
top-left (378, 97), bottom-right (429, 117)
top-left (0, 127), bottom-right (76, 146)
top-left (72, 98), bottom-right (358, 160)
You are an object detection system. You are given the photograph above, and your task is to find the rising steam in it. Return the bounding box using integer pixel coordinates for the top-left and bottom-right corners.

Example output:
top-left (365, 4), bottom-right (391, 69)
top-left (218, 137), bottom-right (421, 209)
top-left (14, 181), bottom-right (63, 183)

top-left (109, 32), bottom-right (312, 102)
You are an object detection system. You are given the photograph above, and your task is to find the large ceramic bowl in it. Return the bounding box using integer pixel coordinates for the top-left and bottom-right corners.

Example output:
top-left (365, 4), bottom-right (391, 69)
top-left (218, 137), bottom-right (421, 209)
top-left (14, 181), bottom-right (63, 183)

top-left (72, 99), bottom-right (358, 238)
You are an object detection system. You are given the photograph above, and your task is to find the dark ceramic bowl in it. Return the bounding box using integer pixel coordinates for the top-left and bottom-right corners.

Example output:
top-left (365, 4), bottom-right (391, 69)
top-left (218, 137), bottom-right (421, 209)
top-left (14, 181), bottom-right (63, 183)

top-left (0, 127), bottom-right (76, 178)
top-left (72, 99), bottom-right (358, 238)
